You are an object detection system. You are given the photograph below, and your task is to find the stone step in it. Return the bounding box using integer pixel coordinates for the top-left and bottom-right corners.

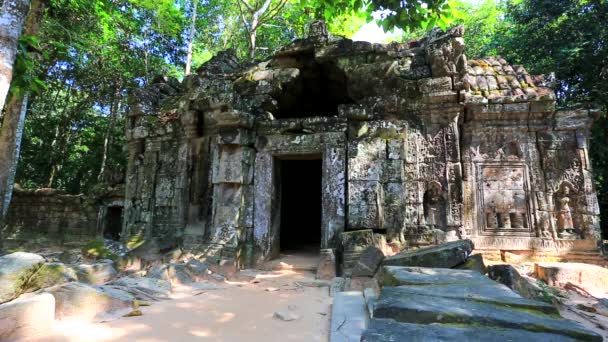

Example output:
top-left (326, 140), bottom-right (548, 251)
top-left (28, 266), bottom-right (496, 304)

top-left (361, 318), bottom-right (583, 342)
top-left (373, 287), bottom-right (602, 341)
top-left (330, 291), bottom-right (369, 342)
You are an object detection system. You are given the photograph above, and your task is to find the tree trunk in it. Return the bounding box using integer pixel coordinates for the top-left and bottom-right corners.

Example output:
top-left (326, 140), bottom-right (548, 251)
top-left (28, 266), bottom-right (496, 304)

top-left (0, 0), bottom-right (30, 112)
top-left (249, 29), bottom-right (257, 60)
top-left (185, 0), bottom-right (197, 76)
top-left (0, 93), bottom-right (27, 218)
top-left (97, 87), bottom-right (121, 182)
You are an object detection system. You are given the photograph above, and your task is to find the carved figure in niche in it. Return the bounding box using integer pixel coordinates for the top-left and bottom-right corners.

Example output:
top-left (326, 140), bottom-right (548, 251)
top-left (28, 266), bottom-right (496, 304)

top-left (555, 183), bottom-right (578, 239)
top-left (538, 215), bottom-right (554, 239)
top-left (423, 181), bottom-right (447, 230)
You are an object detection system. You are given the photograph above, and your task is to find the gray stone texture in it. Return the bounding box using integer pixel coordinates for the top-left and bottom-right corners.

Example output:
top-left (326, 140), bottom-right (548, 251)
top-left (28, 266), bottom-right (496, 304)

top-left (119, 21), bottom-right (601, 268)
top-left (383, 239), bottom-right (473, 268)
top-left (368, 266), bottom-right (601, 341)
top-left (350, 246), bottom-right (384, 277)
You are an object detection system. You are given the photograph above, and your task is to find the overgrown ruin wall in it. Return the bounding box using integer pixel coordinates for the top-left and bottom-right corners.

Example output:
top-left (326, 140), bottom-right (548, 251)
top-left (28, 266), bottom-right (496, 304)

top-left (125, 22), bottom-right (602, 267)
top-left (2, 188), bottom-right (124, 246)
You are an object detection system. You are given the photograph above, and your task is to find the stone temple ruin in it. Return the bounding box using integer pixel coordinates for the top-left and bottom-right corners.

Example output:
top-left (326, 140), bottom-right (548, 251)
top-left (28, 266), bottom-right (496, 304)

top-left (124, 22), bottom-right (602, 269)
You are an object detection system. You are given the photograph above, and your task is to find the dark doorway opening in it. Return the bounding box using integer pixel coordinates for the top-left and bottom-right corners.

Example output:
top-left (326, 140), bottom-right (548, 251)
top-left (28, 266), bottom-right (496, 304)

top-left (272, 53), bottom-right (353, 119)
top-left (279, 158), bottom-right (322, 253)
top-left (105, 207), bottom-right (123, 241)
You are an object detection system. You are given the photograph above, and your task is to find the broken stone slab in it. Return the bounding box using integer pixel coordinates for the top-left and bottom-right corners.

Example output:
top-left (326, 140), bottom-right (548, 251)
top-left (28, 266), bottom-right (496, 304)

top-left (0, 293), bottom-right (55, 340)
top-left (379, 265), bottom-right (496, 287)
top-left (109, 277), bottom-right (172, 300)
top-left (350, 246), bottom-right (384, 277)
top-left (488, 264), bottom-right (545, 301)
top-left (330, 291), bottom-right (369, 342)
top-left (45, 282), bottom-right (136, 322)
top-left (373, 287), bottom-right (601, 341)
top-left (361, 318), bottom-right (582, 342)
top-left (383, 239), bottom-right (473, 268)
top-left (534, 262), bottom-right (608, 296)
top-left (0, 252), bottom-right (45, 303)
top-left (385, 283), bottom-right (557, 315)
top-left (75, 260), bottom-right (118, 285)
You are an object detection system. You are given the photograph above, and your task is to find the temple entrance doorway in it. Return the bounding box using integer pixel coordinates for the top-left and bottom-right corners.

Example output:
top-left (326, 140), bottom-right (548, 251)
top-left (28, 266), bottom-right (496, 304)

top-left (104, 206), bottom-right (123, 241)
top-left (278, 158), bottom-right (323, 257)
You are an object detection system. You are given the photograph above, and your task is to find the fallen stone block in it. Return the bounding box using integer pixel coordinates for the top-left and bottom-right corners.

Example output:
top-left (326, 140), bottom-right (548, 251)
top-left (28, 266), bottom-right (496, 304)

top-left (109, 277), bottom-right (172, 300)
top-left (373, 287), bottom-right (600, 341)
top-left (384, 283), bottom-right (557, 315)
top-left (350, 246), bottom-right (384, 277)
top-left (0, 252), bottom-right (45, 303)
top-left (383, 239), bottom-right (473, 268)
top-left (45, 282), bottom-right (136, 322)
top-left (379, 265), bottom-right (495, 287)
top-left (361, 318), bottom-right (582, 342)
top-left (0, 293), bottom-right (55, 340)
top-left (488, 264), bottom-right (544, 301)
top-left (534, 262), bottom-right (608, 296)
top-left (330, 291), bottom-right (369, 342)
top-left (75, 260), bottom-right (117, 285)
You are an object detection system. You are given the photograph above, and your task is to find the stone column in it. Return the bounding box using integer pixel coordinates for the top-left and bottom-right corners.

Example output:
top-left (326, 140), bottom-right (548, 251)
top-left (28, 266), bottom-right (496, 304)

top-left (209, 110), bottom-right (255, 266)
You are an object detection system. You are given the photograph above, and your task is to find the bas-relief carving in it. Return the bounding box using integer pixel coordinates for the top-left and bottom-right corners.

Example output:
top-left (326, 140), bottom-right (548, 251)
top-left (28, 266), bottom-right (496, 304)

top-left (554, 182), bottom-right (579, 239)
top-left (477, 165), bottom-right (532, 235)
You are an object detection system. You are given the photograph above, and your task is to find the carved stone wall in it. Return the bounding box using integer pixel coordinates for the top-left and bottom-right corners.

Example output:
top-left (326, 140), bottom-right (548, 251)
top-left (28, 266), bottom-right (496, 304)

top-left (124, 22), bottom-right (602, 267)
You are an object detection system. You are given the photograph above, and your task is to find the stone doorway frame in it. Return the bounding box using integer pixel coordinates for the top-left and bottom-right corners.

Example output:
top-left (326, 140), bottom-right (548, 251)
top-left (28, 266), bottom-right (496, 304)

top-left (253, 132), bottom-right (346, 261)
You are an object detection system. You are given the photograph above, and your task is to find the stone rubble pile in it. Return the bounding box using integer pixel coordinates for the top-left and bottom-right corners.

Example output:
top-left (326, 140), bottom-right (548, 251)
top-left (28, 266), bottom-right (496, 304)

top-left (0, 248), bottom-right (237, 340)
top-left (330, 240), bottom-right (605, 342)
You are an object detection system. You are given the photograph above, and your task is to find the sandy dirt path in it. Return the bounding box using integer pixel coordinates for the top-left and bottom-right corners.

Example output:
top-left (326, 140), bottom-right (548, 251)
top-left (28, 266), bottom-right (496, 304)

top-left (24, 270), bottom-right (331, 342)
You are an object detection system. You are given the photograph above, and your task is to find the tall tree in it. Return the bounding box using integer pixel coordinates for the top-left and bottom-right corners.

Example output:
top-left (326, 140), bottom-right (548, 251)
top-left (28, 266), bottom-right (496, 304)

top-left (0, 0), bottom-right (30, 113)
top-left (0, 0), bottom-right (32, 224)
top-left (185, 0), bottom-right (198, 75)
top-left (237, 0), bottom-right (289, 59)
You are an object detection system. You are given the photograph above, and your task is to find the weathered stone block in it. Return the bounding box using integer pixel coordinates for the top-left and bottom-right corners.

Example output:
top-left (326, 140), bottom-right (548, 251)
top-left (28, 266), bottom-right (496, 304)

top-left (45, 282), bottom-right (135, 322)
top-left (362, 319), bottom-right (583, 342)
top-left (350, 246), bottom-right (384, 277)
top-left (340, 230), bottom-right (375, 272)
top-left (373, 286), bottom-right (599, 340)
top-left (383, 239), bottom-right (473, 268)
top-left (0, 252), bottom-right (44, 303)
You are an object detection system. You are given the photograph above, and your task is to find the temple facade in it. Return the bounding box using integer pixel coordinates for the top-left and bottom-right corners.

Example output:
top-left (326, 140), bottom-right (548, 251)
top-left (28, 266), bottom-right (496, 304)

top-left (124, 22), bottom-right (601, 267)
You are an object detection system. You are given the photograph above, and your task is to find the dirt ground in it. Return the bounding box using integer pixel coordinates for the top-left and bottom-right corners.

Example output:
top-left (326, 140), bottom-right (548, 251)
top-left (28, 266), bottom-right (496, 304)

top-left (23, 269), bottom-right (332, 342)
